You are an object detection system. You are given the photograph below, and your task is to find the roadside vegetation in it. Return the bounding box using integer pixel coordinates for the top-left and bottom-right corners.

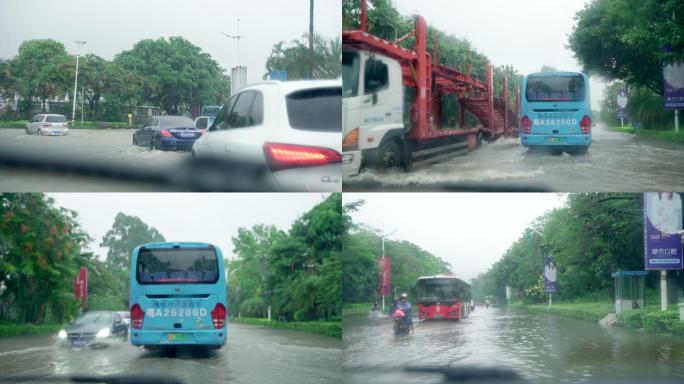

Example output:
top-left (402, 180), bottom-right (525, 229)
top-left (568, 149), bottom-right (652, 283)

top-left (230, 317), bottom-right (341, 338)
top-left (569, 0), bottom-right (683, 136)
top-left (342, 199), bottom-right (452, 308)
top-left (607, 124), bottom-right (684, 145)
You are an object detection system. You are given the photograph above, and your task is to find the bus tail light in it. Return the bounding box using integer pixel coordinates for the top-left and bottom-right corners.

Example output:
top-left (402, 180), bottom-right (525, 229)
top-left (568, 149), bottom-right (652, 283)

top-left (211, 303), bottom-right (226, 329)
top-left (521, 115), bottom-right (531, 134)
top-left (131, 304), bottom-right (144, 329)
top-left (580, 115), bottom-right (591, 134)
top-left (263, 142), bottom-right (341, 171)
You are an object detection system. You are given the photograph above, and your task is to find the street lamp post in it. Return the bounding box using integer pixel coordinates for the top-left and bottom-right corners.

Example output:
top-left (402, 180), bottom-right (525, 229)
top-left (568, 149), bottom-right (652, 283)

top-left (220, 18), bottom-right (246, 68)
top-left (71, 40), bottom-right (86, 126)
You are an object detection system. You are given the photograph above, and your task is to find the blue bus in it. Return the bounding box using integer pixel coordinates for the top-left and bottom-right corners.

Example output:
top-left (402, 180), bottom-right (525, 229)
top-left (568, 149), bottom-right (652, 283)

top-left (520, 71), bottom-right (592, 153)
top-left (129, 242), bottom-right (227, 349)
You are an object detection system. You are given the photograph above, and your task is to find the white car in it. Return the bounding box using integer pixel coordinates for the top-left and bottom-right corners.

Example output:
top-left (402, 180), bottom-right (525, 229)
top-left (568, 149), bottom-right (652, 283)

top-left (26, 114), bottom-right (70, 136)
top-left (192, 80), bottom-right (342, 192)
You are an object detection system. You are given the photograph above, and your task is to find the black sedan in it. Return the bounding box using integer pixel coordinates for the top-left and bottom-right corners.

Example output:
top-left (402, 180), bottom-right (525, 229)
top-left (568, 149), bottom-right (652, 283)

top-left (57, 311), bottom-right (128, 348)
top-left (132, 115), bottom-right (206, 151)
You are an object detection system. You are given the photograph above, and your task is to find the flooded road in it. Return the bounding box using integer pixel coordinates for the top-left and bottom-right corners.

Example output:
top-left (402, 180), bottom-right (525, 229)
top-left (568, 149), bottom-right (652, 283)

top-left (343, 306), bottom-right (684, 384)
top-left (0, 322), bottom-right (341, 384)
top-left (0, 128), bottom-right (188, 191)
top-left (343, 124), bottom-right (684, 192)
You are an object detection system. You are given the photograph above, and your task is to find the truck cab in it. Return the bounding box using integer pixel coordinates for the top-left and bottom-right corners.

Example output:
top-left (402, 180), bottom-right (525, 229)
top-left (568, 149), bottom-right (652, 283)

top-left (342, 49), bottom-right (404, 176)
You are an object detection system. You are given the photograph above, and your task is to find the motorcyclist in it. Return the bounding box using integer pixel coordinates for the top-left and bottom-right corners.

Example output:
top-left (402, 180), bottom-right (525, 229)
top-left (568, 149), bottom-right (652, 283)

top-left (392, 293), bottom-right (414, 333)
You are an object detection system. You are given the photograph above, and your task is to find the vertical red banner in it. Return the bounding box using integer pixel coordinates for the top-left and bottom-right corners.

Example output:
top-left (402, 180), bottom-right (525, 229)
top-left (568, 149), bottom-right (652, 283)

top-left (377, 257), bottom-right (391, 296)
top-left (73, 267), bottom-right (88, 308)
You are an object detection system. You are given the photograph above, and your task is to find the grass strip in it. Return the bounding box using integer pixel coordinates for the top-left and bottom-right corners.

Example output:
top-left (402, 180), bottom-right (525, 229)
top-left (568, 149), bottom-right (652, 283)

top-left (230, 317), bottom-right (341, 338)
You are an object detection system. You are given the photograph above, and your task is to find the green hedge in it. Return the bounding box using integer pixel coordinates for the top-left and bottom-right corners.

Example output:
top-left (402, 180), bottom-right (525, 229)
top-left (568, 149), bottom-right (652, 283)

top-left (0, 323), bottom-right (64, 338)
top-left (230, 317), bottom-right (342, 338)
top-left (511, 301), bottom-right (613, 322)
top-left (607, 126), bottom-right (684, 144)
top-left (342, 303), bottom-right (374, 318)
top-left (617, 307), bottom-right (684, 337)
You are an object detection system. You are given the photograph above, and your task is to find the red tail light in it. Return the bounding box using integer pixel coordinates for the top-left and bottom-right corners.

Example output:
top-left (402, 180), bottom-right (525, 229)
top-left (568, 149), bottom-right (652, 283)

top-left (211, 303), bottom-right (227, 329)
top-left (201, 130), bottom-right (208, 136)
top-left (160, 129), bottom-right (172, 137)
top-left (263, 142), bottom-right (341, 171)
top-left (63, 122), bottom-right (69, 127)
top-left (131, 304), bottom-right (144, 329)
top-left (520, 115), bottom-right (531, 134)
top-left (580, 115), bottom-right (591, 134)
top-left (42, 123), bottom-right (52, 128)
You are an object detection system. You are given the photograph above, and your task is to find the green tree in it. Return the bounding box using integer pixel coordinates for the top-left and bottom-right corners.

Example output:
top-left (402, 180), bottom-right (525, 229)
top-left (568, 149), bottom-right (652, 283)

top-left (114, 36), bottom-right (226, 113)
top-left (0, 193), bottom-right (90, 323)
top-left (569, 0), bottom-right (684, 95)
top-left (100, 212), bottom-right (165, 271)
top-left (9, 39), bottom-right (72, 116)
top-left (265, 33), bottom-right (341, 80)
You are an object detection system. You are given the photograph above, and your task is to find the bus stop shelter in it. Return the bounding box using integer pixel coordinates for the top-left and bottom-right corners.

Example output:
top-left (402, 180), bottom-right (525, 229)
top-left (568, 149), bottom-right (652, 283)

top-left (611, 271), bottom-right (648, 314)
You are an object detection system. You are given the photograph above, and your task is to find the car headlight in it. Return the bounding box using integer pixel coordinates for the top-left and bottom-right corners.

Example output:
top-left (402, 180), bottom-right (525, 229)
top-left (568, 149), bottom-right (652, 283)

top-left (58, 330), bottom-right (67, 339)
top-left (96, 328), bottom-right (111, 338)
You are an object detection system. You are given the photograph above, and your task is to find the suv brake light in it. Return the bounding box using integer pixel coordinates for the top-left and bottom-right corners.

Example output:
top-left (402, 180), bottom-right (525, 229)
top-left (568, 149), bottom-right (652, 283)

top-left (42, 123), bottom-right (52, 128)
top-left (211, 303), bottom-right (226, 329)
top-left (263, 142), bottom-right (341, 171)
top-left (131, 304), bottom-right (144, 329)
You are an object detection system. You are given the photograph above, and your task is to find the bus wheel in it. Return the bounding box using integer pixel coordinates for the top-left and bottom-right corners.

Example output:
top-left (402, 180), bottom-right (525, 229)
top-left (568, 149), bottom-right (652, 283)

top-left (376, 140), bottom-right (401, 170)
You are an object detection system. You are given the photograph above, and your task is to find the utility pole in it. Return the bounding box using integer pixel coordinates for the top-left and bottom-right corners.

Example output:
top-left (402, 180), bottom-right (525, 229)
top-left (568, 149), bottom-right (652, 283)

top-left (71, 40), bottom-right (86, 126)
top-left (221, 18), bottom-right (246, 67)
top-left (309, 0), bottom-right (315, 79)
top-left (674, 9), bottom-right (680, 133)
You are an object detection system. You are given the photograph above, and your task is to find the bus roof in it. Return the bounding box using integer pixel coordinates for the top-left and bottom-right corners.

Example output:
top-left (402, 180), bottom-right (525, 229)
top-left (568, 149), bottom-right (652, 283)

top-left (526, 71), bottom-right (585, 78)
top-left (417, 274), bottom-right (466, 282)
top-left (135, 241), bottom-right (216, 250)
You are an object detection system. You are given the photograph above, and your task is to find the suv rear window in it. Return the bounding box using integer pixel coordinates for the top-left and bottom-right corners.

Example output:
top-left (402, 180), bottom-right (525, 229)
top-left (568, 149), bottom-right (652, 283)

top-left (526, 74), bottom-right (585, 102)
top-left (46, 115), bottom-right (67, 123)
top-left (286, 87), bottom-right (341, 132)
top-left (136, 247), bottom-right (219, 284)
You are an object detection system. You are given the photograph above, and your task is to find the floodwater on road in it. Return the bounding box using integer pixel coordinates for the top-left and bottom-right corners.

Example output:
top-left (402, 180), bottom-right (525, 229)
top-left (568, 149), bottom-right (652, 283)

top-left (0, 322), bottom-right (342, 384)
top-left (343, 124), bottom-right (684, 192)
top-left (343, 306), bottom-right (684, 384)
top-left (0, 128), bottom-right (189, 191)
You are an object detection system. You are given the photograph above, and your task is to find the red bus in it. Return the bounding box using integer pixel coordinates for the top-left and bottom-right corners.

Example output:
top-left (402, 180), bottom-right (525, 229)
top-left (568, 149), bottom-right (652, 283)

top-left (416, 275), bottom-right (472, 320)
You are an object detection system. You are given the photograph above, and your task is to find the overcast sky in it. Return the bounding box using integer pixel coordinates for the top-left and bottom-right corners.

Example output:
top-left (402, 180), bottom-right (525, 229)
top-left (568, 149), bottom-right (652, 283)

top-left (343, 193), bottom-right (567, 282)
top-left (391, 0), bottom-right (605, 109)
top-left (49, 193), bottom-right (329, 261)
top-left (0, 0), bottom-right (341, 84)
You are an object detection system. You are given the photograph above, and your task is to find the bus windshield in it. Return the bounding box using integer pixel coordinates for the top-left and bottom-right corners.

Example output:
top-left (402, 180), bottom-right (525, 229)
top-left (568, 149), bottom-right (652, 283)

top-left (136, 247), bottom-right (218, 284)
top-left (526, 74), bottom-right (585, 102)
top-left (417, 278), bottom-right (470, 303)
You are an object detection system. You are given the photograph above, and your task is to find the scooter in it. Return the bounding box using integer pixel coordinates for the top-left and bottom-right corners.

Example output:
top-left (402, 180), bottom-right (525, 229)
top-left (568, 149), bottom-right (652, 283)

top-left (392, 309), bottom-right (411, 337)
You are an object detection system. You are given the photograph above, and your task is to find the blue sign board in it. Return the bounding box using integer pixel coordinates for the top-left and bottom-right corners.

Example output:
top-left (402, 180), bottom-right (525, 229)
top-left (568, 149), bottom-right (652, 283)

top-left (644, 192), bottom-right (683, 270)
top-left (270, 70), bottom-right (288, 81)
top-left (664, 62), bottom-right (684, 109)
top-left (616, 88), bottom-right (628, 118)
top-left (544, 257), bottom-right (557, 293)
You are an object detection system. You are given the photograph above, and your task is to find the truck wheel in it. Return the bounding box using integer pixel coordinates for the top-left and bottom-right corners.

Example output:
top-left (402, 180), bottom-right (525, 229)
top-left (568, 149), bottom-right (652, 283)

top-left (376, 140), bottom-right (402, 170)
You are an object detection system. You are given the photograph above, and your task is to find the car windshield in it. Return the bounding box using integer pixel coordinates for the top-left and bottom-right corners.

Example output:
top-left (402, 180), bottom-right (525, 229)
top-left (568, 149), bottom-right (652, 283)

top-left (46, 115), bottom-right (67, 123)
top-left (286, 87), bottom-right (341, 132)
top-left (73, 312), bottom-right (112, 325)
top-left (136, 247), bottom-right (219, 284)
top-left (526, 74), bottom-right (585, 102)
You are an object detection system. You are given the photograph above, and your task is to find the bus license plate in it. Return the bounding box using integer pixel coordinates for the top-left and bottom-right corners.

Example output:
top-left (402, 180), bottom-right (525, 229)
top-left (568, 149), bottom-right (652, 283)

top-left (167, 333), bottom-right (188, 341)
top-left (547, 137), bottom-right (562, 143)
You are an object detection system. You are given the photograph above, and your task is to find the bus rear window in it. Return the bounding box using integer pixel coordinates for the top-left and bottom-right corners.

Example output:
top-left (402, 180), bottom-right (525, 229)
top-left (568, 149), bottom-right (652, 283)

top-left (526, 74), bottom-right (585, 102)
top-left (136, 248), bottom-right (219, 284)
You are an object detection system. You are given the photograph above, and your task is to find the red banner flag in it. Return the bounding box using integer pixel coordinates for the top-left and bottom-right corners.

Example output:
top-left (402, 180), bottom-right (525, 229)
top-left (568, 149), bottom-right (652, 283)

top-left (377, 257), bottom-right (391, 296)
top-left (73, 267), bottom-right (88, 308)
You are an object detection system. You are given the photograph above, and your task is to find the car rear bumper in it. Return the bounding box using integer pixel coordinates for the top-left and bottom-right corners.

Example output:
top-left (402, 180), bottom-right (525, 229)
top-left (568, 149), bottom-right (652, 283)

top-left (157, 137), bottom-right (197, 151)
top-left (42, 128), bottom-right (69, 136)
top-left (521, 134), bottom-right (591, 147)
top-left (130, 329), bottom-right (226, 347)
top-left (272, 163), bottom-right (341, 192)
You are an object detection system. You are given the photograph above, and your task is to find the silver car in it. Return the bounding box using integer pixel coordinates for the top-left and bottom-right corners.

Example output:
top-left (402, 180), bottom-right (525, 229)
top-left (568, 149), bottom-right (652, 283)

top-left (26, 114), bottom-right (70, 136)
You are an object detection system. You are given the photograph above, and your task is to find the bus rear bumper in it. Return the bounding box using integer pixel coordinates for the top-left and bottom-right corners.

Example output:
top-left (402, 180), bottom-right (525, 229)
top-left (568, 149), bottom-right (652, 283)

top-left (521, 134), bottom-right (591, 147)
top-left (130, 329), bottom-right (227, 347)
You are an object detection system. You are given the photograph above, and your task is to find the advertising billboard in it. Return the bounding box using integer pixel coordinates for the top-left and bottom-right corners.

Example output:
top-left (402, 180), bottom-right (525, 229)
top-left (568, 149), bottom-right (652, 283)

top-left (664, 62), bottom-right (684, 109)
top-left (644, 192), bottom-right (683, 270)
top-left (73, 267), bottom-right (88, 308)
top-left (544, 257), bottom-right (557, 293)
top-left (377, 257), bottom-right (391, 297)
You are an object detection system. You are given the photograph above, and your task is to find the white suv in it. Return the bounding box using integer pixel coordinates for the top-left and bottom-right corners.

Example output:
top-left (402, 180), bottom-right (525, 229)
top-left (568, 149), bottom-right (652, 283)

top-left (192, 80), bottom-right (341, 192)
top-left (26, 114), bottom-right (70, 136)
